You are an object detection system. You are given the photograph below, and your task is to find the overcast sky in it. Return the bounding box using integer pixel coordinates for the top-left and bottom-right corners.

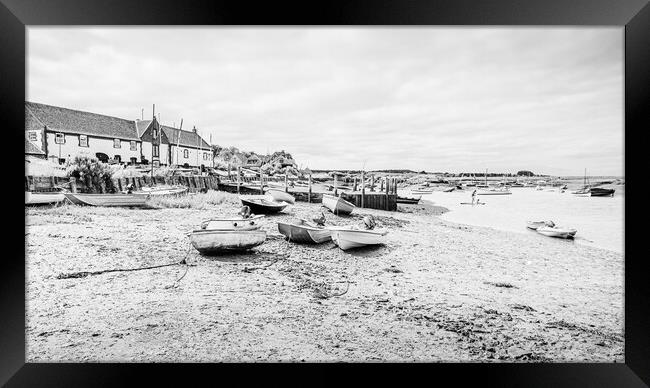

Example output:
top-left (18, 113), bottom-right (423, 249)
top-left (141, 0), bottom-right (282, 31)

top-left (27, 27), bottom-right (623, 176)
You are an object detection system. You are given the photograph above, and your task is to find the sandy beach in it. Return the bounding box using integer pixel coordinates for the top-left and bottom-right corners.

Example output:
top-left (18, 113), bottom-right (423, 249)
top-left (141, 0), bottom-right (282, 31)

top-left (25, 193), bottom-right (624, 362)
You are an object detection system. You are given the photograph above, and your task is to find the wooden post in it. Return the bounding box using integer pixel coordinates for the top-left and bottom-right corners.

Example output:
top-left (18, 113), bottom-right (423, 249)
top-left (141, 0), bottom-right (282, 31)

top-left (237, 167), bottom-right (241, 195)
top-left (334, 174), bottom-right (338, 196)
top-left (69, 177), bottom-right (77, 193)
top-left (285, 173), bottom-right (288, 192)
top-left (371, 174), bottom-right (375, 192)
top-left (308, 173), bottom-right (312, 203)
top-left (380, 178), bottom-right (384, 192)
top-left (353, 177), bottom-right (358, 192)
top-left (361, 171), bottom-right (365, 208)
top-left (260, 172), bottom-right (265, 195)
top-left (385, 177), bottom-right (390, 210)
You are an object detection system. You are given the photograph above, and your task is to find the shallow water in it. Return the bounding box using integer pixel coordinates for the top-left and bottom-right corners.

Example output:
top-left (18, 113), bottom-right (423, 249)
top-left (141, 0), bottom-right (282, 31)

top-left (401, 186), bottom-right (624, 254)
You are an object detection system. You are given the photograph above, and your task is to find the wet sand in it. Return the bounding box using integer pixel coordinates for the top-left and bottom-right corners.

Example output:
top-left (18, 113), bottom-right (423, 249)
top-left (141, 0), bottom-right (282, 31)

top-left (25, 195), bottom-right (623, 362)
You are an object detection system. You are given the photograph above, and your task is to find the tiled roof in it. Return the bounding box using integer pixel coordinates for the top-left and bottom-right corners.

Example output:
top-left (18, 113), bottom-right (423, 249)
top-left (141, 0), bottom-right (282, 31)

top-left (25, 138), bottom-right (45, 155)
top-left (135, 119), bottom-right (152, 137)
top-left (25, 101), bottom-right (140, 141)
top-left (161, 125), bottom-right (211, 149)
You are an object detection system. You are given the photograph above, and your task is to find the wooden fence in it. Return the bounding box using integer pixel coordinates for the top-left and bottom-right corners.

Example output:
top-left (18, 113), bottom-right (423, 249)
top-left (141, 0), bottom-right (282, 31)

top-left (25, 175), bottom-right (220, 194)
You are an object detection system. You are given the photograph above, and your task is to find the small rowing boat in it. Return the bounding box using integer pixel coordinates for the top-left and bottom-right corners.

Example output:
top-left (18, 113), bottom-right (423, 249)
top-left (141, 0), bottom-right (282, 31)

top-left (328, 226), bottom-right (388, 251)
top-left (131, 185), bottom-right (188, 196)
top-left (189, 229), bottom-right (267, 254)
top-left (322, 194), bottom-right (355, 216)
top-left (265, 188), bottom-right (296, 204)
top-left (277, 219), bottom-right (332, 244)
top-left (240, 195), bottom-right (288, 214)
top-left (526, 220), bottom-right (555, 230)
top-left (201, 214), bottom-right (265, 231)
top-left (536, 225), bottom-right (577, 239)
top-left (62, 193), bottom-right (148, 207)
top-left (25, 191), bottom-right (65, 205)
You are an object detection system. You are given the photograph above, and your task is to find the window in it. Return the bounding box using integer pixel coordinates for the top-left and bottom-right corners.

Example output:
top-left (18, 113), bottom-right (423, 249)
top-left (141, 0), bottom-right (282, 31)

top-left (153, 145), bottom-right (159, 157)
top-left (130, 141), bottom-right (137, 151)
top-left (183, 149), bottom-right (189, 158)
top-left (113, 139), bottom-right (121, 148)
top-left (28, 131), bottom-right (38, 142)
top-left (152, 129), bottom-right (158, 139)
top-left (79, 135), bottom-right (88, 147)
top-left (55, 133), bottom-right (65, 144)
top-left (114, 155), bottom-right (121, 163)
top-left (203, 152), bottom-right (210, 160)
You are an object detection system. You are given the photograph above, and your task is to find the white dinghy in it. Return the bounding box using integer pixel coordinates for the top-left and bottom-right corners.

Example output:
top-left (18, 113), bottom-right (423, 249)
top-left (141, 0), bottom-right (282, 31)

top-left (536, 225), bottom-right (577, 239)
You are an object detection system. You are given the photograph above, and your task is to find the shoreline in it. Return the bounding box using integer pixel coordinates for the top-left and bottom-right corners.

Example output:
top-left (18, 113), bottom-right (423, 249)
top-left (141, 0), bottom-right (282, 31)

top-left (25, 193), bottom-right (623, 362)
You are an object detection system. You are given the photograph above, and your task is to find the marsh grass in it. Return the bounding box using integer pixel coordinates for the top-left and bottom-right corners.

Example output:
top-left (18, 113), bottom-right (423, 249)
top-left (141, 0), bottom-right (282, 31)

top-left (147, 190), bottom-right (240, 210)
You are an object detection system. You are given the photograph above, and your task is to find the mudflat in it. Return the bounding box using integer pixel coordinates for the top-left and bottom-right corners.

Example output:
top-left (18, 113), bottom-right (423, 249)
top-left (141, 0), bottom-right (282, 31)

top-left (25, 194), bottom-right (623, 362)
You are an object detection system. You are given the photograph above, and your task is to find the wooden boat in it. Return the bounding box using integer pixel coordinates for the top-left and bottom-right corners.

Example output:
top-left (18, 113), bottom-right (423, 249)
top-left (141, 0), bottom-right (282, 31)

top-left (265, 188), bottom-right (296, 204)
top-left (442, 187), bottom-right (455, 192)
top-left (328, 226), bottom-right (388, 251)
top-left (536, 225), bottom-right (577, 239)
top-left (396, 195), bottom-right (421, 204)
top-left (201, 214), bottom-right (265, 231)
top-left (277, 220), bottom-right (332, 244)
top-left (240, 196), bottom-right (288, 214)
top-left (25, 191), bottom-right (65, 205)
top-left (189, 229), bottom-right (267, 254)
top-left (131, 185), bottom-right (188, 196)
top-left (590, 188), bottom-right (615, 197)
top-left (477, 188), bottom-right (512, 195)
top-left (322, 194), bottom-right (355, 215)
top-left (62, 192), bottom-right (148, 207)
top-left (526, 220), bottom-right (555, 230)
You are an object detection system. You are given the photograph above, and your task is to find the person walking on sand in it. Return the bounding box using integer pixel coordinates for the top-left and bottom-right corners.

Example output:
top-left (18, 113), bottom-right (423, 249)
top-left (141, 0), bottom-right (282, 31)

top-left (471, 189), bottom-right (477, 205)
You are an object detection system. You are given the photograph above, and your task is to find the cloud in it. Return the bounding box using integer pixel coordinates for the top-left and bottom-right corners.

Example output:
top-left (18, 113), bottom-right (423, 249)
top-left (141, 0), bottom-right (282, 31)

top-left (27, 27), bottom-right (623, 176)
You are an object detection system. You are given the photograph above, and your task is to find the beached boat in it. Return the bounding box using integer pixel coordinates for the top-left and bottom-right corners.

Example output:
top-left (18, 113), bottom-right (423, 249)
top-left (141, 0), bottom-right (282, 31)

top-left (62, 192), bottom-right (148, 207)
top-left (240, 196), bottom-right (288, 214)
top-left (536, 225), bottom-right (577, 239)
top-left (201, 214), bottom-right (265, 231)
top-left (477, 187), bottom-right (512, 195)
top-left (277, 220), bottom-right (332, 244)
top-left (396, 195), bottom-right (421, 204)
top-left (526, 220), bottom-right (555, 230)
top-left (590, 188), bottom-right (615, 197)
top-left (329, 226), bottom-right (388, 251)
top-left (442, 187), bottom-right (455, 192)
top-left (265, 188), bottom-right (296, 204)
top-left (131, 185), bottom-right (188, 196)
top-left (25, 191), bottom-right (65, 205)
top-left (322, 194), bottom-right (355, 215)
top-left (411, 188), bottom-right (434, 194)
top-left (189, 229), bottom-right (267, 254)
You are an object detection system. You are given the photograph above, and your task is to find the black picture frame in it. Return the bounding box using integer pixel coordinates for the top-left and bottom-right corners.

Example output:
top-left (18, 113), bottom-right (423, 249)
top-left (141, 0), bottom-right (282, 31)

top-left (3, 0), bottom-right (647, 386)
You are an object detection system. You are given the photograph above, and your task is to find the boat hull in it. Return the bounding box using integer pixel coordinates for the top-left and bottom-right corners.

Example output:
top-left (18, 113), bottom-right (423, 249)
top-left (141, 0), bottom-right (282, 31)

top-left (396, 195), bottom-right (421, 204)
top-left (202, 215), bottom-right (265, 230)
top-left (277, 222), bottom-right (332, 244)
top-left (25, 192), bottom-right (65, 205)
top-left (265, 189), bottom-right (296, 204)
top-left (189, 230), bottom-right (266, 254)
top-left (322, 194), bottom-right (355, 215)
top-left (132, 186), bottom-right (188, 196)
top-left (329, 227), bottom-right (387, 250)
top-left (536, 226), bottom-right (576, 239)
top-left (63, 193), bottom-right (148, 207)
top-left (590, 188), bottom-right (615, 197)
top-left (240, 196), bottom-right (288, 214)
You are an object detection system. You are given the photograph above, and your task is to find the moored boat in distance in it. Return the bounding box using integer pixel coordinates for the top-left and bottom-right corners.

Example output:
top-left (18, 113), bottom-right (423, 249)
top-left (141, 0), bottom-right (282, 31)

top-left (477, 187), bottom-right (512, 195)
top-left (189, 229), bottom-right (266, 255)
top-left (322, 194), bottom-right (355, 216)
top-left (25, 191), bottom-right (65, 205)
top-left (240, 195), bottom-right (288, 214)
top-left (62, 192), bottom-right (148, 207)
top-left (590, 188), bottom-right (615, 197)
top-left (328, 226), bottom-right (388, 251)
top-left (536, 225), bottom-right (577, 239)
top-left (277, 220), bottom-right (332, 244)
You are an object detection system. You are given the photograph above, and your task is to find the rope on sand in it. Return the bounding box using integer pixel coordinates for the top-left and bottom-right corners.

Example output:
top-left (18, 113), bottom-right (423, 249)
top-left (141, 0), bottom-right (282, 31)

top-left (56, 243), bottom-right (194, 280)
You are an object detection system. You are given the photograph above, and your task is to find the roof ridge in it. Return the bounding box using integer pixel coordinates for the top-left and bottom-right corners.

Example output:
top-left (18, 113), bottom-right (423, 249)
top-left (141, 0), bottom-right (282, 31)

top-left (26, 101), bottom-right (135, 124)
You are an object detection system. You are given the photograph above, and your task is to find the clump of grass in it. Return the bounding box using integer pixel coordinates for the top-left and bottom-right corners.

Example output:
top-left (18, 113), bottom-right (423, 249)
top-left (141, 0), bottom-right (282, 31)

top-left (147, 190), bottom-right (240, 210)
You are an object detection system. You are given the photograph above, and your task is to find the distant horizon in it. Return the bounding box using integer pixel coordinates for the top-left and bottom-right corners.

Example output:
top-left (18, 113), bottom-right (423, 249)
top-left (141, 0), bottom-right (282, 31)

top-left (28, 27), bottom-right (623, 176)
